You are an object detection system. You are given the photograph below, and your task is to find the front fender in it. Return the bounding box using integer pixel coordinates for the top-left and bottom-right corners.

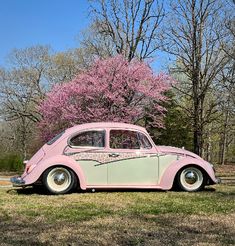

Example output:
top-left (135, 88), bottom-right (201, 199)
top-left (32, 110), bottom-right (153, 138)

top-left (159, 157), bottom-right (217, 190)
top-left (22, 155), bottom-right (87, 190)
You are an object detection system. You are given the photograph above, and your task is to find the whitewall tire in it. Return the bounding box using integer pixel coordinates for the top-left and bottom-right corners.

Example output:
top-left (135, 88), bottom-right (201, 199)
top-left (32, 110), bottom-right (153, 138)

top-left (177, 166), bottom-right (205, 192)
top-left (43, 167), bottom-right (76, 194)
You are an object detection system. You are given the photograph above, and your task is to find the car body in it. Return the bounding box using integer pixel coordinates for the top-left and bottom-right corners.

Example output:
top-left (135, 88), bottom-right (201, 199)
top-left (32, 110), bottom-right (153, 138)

top-left (11, 122), bottom-right (220, 194)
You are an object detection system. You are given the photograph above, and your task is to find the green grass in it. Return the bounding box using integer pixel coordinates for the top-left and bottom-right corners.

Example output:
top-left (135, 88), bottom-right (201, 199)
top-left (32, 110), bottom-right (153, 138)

top-left (0, 185), bottom-right (234, 245)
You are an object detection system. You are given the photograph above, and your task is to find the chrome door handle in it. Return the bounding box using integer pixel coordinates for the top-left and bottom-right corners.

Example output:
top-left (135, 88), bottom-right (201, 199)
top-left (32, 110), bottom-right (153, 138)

top-left (109, 153), bottom-right (120, 157)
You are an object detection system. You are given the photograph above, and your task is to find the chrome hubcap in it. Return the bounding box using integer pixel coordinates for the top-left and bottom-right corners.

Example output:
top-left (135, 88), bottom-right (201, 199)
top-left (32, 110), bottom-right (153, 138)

top-left (180, 167), bottom-right (203, 191)
top-left (47, 168), bottom-right (71, 192)
top-left (184, 171), bottom-right (198, 184)
top-left (54, 173), bottom-right (66, 185)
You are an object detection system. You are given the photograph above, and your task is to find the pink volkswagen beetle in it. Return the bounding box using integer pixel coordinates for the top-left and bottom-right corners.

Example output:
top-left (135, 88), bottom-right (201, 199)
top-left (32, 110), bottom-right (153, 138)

top-left (11, 122), bottom-right (220, 194)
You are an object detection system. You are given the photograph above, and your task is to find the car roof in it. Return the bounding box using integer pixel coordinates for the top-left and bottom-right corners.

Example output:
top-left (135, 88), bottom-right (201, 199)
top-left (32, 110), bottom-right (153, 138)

top-left (66, 122), bottom-right (147, 134)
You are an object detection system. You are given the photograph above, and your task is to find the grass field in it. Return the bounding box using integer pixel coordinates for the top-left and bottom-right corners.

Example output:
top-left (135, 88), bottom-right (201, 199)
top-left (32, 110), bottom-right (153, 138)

top-left (0, 183), bottom-right (234, 246)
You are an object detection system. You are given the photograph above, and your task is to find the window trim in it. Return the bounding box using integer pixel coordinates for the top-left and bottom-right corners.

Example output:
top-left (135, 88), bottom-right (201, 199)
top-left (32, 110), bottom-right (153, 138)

top-left (67, 129), bottom-right (106, 149)
top-left (47, 130), bottom-right (65, 145)
top-left (109, 129), bottom-right (153, 150)
top-left (137, 132), bottom-right (153, 149)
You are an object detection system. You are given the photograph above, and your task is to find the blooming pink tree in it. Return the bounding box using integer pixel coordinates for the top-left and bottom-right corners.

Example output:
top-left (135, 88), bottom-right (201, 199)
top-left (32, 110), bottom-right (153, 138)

top-left (38, 55), bottom-right (173, 141)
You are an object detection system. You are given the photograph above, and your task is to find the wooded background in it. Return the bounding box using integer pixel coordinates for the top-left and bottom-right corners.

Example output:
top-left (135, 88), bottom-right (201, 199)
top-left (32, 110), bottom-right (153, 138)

top-left (0, 0), bottom-right (234, 170)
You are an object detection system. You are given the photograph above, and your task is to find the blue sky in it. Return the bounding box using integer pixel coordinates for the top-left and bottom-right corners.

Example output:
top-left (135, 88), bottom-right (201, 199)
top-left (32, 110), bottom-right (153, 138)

top-left (0, 0), bottom-right (170, 71)
top-left (0, 0), bottom-right (91, 66)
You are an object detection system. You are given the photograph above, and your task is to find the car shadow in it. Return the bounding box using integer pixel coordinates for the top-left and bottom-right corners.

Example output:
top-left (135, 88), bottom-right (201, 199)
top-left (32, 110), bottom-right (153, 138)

top-left (7, 186), bottom-right (167, 195)
top-left (84, 188), bottom-right (167, 193)
top-left (7, 186), bottom-right (47, 195)
top-left (6, 186), bottom-right (217, 195)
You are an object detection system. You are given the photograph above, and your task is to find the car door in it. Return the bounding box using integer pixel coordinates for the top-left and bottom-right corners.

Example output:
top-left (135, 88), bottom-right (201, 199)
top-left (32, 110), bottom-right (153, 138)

top-left (107, 129), bottom-right (159, 186)
top-left (63, 129), bottom-right (108, 185)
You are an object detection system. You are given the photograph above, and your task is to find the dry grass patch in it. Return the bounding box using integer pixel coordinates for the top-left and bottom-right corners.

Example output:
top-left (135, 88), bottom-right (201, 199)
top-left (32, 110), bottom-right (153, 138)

top-left (0, 185), bottom-right (234, 245)
top-left (216, 164), bottom-right (235, 177)
top-left (1, 213), bottom-right (234, 245)
top-left (0, 181), bottom-right (11, 186)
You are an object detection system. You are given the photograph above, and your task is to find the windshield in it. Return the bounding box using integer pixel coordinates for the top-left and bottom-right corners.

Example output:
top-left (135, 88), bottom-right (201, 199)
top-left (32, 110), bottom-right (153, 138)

top-left (47, 131), bottom-right (65, 145)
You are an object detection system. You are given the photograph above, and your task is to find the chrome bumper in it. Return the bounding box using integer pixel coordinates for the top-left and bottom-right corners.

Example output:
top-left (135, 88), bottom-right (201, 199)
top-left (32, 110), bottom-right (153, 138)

top-left (10, 176), bottom-right (25, 187)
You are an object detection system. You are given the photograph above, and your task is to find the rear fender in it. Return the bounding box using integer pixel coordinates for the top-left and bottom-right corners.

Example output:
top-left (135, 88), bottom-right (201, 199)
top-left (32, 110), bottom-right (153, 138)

top-left (22, 155), bottom-right (86, 190)
top-left (159, 157), bottom-right (216, 190)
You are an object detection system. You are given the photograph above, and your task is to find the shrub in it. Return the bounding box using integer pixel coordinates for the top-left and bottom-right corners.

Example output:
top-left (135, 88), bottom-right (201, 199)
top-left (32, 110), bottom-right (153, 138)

top-left (0, 153), bottom-right (23, 172)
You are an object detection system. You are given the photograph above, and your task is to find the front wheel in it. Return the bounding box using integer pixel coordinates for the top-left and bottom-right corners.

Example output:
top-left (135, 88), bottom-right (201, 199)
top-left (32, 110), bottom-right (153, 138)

top-left (42, 167), bottom-right (76, 194)
top-left (177, 166), bottom-right (205, 192)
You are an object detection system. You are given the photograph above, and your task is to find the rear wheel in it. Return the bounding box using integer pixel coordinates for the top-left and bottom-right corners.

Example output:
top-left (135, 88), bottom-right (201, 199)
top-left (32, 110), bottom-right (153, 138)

top-left (42, 167), bottom-right (76, 194)
top-left (177, 166), bottom-right (205, 192)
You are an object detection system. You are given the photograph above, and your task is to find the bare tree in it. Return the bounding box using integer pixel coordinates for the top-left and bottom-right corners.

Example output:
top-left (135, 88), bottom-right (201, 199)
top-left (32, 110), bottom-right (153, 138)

top-left (0, 46), bottom-right (51, 122)
top-left (217, 45), bottom-right (235, 164)
top-left (0, 46), bottom-right (51, 158)
top-left (84, 0), bottom-right (165, 61)
top-left (46, 49), bottom-right (90, 85)
top-left (164, 0), bottom-right (230, 156)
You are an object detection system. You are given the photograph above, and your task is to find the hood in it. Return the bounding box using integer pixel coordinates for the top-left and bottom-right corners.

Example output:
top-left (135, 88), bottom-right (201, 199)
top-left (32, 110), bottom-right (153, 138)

top-left (157, 145), bottom-right (203, 160)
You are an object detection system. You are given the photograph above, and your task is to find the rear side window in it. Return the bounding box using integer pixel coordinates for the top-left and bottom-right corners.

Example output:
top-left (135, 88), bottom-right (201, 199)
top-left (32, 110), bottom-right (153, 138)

top-left (47, 131), bottom-right (65, 145)
top-left (69, 130), bottom-right (105, 148)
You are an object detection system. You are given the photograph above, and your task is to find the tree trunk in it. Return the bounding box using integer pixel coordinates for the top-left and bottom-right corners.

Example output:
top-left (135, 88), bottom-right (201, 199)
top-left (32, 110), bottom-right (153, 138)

top-left (220, 107), bottom-right (230, 165)
top-left (20, 117), bottom-right (28, 161)
top-left (193, 122), bottom-right (200, 155)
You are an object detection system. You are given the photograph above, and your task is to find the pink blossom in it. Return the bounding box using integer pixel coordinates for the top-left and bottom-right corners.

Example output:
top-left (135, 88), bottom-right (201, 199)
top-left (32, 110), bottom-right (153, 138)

top-left (38, 55), bottom-right (173, 141)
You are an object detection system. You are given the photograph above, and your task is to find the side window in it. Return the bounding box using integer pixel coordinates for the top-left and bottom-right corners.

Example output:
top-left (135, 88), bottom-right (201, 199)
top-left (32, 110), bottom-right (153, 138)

top-left (138, 133), bottom-right (152, 149)
top-left (69, 130), bottom-right (105, 148)
top-left (110, 130), bottom-right (140, 149)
